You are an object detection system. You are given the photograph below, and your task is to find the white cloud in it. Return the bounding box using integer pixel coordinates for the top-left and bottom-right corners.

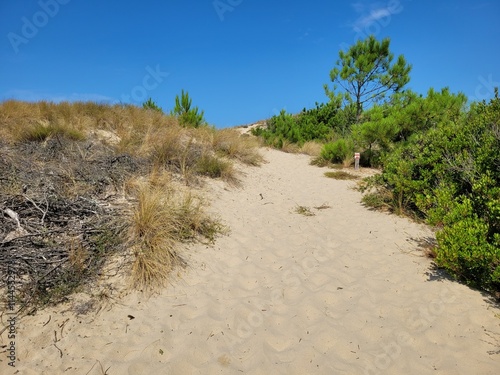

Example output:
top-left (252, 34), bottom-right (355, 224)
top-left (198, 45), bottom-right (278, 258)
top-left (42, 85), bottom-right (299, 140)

top-left (353, 7), bottom-right (391, 30)
top-left (348, 1), bottom-right (404, 32)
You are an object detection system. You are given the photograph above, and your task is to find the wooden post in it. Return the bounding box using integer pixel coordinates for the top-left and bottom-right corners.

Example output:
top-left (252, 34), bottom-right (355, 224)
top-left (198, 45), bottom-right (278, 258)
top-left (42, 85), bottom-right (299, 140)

top-left (354, 152), bottom-right (360, 170)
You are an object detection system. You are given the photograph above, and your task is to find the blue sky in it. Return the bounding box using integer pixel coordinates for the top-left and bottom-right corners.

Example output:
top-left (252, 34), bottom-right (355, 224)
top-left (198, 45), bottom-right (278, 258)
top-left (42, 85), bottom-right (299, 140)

top-left (1, 0), bottom-right (499, 127)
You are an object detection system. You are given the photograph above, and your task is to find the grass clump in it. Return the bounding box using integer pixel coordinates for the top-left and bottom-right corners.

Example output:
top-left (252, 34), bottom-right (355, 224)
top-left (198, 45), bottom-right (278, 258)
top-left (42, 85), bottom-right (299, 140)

top-left (294, 205), bottom-right (315, 217)
top-left (195, 153), bottom-right (235, 181)
top-left (358, 176), bottom-right (394, 211)
top-left (300, 141), bottom-right (323, 157)
top-left (127, 172), bottom-right (226, 289)
top-left (361, 191), bottom-right (393, 211)
top-left (211, 128), bottom-right (264, 166)
top-left (324, 171), bottom-right (359, 180)
top-left (19, 121), bottom-right (86, 143)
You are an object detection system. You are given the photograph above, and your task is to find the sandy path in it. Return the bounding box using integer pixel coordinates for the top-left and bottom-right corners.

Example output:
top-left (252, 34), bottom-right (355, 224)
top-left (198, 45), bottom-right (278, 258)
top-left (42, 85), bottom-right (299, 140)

top-left (2, 148), bottom-right (499, 374)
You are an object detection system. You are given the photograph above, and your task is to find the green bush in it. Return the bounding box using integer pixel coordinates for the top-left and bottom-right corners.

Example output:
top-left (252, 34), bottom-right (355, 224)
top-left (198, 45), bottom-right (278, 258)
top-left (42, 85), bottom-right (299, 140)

top-left (320, 138), bottom-right (354, 163)
top-left (369, 89), bottom-right (500, 292)
top-left (436, 216), bottom-right (500, 290)
top-left (349, 88), bottom-right (468, 167)
top-left (251, 102), bottom-right (340, 148)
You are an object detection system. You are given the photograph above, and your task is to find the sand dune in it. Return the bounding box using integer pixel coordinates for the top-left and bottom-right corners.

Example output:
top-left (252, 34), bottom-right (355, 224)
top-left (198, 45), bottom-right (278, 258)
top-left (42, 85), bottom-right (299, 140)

top-left (2, 148), bottom-right (499, 374)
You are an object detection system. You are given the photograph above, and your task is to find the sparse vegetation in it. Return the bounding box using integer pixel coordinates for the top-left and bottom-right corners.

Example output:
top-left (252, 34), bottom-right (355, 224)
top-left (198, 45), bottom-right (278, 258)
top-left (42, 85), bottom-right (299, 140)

top-left (294, 205), bottom-right (315, 217)
top-left (361, 190), bottom-right (393, 211)
top-left (324, 171), bottom-right (358, 180)
top-left (0, 100), bottom-right (259, 307)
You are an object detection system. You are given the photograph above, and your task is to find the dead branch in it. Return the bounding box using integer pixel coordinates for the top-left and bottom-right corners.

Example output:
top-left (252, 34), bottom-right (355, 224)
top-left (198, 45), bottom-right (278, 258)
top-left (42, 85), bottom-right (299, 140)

top-left (22, 194), bottom-right (49, 225)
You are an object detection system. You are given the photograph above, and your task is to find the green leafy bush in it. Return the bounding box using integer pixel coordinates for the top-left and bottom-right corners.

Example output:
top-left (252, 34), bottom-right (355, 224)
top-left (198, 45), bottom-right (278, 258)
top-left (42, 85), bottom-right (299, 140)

top-left (436, 216), bottom-right (500, 290)
top-left (369, 89), bottom-right (500, 292)
top-left (320, 138), bottom-right (354, 163)
top-left (251, 102), bottom-right (339, 148)
top-left (350, 88), bottom-right (468, 167)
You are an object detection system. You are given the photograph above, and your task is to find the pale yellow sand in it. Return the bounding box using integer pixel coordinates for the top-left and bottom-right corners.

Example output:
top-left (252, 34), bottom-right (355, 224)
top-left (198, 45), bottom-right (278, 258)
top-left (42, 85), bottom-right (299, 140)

top-left (2, 148), bottom-right (499, 374)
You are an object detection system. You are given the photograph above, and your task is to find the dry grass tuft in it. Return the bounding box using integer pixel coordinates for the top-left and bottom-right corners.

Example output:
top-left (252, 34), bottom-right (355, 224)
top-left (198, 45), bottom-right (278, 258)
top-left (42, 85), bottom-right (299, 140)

top-left (342, 154), bottom-right (355, 168)
top-left (195, 153), bottom-right (236, 183)
top-left (211, 128), bottom-right (264, 166)
top-left (314, 203), bottom-right (331, 210)
top-left (294, 205), bottom-right (315, 216)
top-left (300, 141), bottom-right (323, 157)
top-left (280, 140), bottom-right (301, 154)
top-left (127, 172), bottom-right (226, 289)
top-left (418, 238), bottom-right (438, 259)
top-left (361, 189), bottom-right (393, 211)
top-left (18, 121), bottom-right (86, 142)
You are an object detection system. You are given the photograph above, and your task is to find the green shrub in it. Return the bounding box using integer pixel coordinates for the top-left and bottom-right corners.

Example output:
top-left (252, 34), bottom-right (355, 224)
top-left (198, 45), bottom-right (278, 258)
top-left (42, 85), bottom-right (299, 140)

top-left (367, 88), bottom-right (500, 292)
top-left (251, 103), bottom-right (336, 148)
top-left (259, 110), bottom-right (298, 147)
top-left (320, 138), bottom-right (354, 163)
top-left (436, 216), bottom-right (500, 291)
top-left (171, 90), bottom-right (205, 128)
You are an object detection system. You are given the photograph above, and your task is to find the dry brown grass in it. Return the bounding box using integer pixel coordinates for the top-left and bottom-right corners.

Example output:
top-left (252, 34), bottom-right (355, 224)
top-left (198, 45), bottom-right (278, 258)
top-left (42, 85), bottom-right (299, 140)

top-left (0, 100), bottom-right (255, 298)
top-left (126, 171), bottom-right (226, 289)
top-left (299, 141), bottom-right (323, 157)
top-left (342, 154), bottom-right (355, 168)
top-left (0, 100), bottom-right (261, 180)
top-left (211, 128), bottom-right (264, 166)
top-left (129, 185), bottom-right (178, 288)
top-left (280, 140), bottom-right (301, 154)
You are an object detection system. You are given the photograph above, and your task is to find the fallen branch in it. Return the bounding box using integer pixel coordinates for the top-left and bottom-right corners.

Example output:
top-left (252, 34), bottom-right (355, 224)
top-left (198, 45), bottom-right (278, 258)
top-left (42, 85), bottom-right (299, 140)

top-left (23, 194), bottom-right (49, 225)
